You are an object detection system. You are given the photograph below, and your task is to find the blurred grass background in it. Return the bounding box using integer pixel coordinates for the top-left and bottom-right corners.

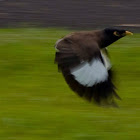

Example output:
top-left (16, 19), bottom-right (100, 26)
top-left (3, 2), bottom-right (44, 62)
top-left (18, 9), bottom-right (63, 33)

top-left (0, 28), bottom-right (139, 140)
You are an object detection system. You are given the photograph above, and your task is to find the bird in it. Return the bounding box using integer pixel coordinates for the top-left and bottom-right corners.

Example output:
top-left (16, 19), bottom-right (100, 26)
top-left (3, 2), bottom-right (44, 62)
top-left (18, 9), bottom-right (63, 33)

top-left (54, 28), bottom-right (133, 107)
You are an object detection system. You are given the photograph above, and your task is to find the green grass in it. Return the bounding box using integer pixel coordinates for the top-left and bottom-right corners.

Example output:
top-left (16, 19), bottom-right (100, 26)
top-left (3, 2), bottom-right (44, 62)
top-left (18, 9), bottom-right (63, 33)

top-left (0, 28), bottom-right (140, 140)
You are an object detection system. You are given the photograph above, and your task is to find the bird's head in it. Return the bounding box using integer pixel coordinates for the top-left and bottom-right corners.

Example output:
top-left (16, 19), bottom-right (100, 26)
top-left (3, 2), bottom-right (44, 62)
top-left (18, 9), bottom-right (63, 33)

top-left (101, 28), bottom-right (133, 48)
top-left (104, 28), bottom-right (133, 38)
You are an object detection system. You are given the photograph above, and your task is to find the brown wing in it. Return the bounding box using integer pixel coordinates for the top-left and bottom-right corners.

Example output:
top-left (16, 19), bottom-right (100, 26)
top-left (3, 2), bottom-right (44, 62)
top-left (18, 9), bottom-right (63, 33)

top-left (55, 34), bottom-right (102, 70)
top-left (55, 35), bottom-right (120, 107)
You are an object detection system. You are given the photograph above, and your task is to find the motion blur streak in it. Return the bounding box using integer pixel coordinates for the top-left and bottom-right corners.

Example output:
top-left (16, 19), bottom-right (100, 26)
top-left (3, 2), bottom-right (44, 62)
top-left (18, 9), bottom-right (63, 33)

top-left (0, 0), bottom-right (139, 140)
top-left (0, 0), bottom-right (139, 29)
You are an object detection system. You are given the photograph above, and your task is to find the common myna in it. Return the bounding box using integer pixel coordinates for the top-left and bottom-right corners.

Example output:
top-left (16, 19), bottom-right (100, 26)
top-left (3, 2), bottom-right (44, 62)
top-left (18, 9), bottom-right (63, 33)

top-left (55, 28), bottom-right (133, 107)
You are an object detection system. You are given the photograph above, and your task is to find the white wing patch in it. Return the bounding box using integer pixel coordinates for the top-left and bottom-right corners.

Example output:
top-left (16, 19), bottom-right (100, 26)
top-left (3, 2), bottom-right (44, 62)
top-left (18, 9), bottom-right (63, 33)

top-left (101, 50), bottom-right (111, 70)
top-left (70, 58), bottom-right (108, 87)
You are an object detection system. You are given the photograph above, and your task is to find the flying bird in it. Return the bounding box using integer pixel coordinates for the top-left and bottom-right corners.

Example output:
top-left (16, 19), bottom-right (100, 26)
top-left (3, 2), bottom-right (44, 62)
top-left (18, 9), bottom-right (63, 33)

top-left (54, 28), bottom-right (133, 107)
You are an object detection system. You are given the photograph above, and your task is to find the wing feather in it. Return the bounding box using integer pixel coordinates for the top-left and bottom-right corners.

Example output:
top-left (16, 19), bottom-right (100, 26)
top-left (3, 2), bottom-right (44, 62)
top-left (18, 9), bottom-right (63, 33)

top-left (55, 36), bottom-right (120, 106)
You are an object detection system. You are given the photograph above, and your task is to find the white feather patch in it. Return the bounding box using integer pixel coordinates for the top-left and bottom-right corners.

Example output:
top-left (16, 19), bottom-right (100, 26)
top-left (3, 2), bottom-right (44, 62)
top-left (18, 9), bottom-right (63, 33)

top-left (70, 58), bottom-right (108, 87)
top-left (101, 50), bottom-right (111, 70)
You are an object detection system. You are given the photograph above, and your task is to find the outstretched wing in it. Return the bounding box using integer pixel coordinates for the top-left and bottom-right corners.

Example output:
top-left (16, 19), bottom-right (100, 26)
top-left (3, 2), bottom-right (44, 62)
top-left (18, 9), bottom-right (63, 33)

top-left (55, 36), bottom-right (102, 71)
top-left (55, 37), bottom-right (120, 106)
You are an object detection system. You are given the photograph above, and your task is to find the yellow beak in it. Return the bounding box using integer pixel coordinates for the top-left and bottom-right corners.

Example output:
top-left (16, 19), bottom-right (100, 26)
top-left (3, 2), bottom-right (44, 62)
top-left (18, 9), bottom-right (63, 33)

top-left (125, 31), bottom-right (133, 35)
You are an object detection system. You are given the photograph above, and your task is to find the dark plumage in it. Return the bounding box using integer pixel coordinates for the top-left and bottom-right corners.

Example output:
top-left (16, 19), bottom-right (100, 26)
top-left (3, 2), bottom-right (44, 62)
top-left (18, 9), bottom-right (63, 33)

top-left (54, 28), bottom-right (133, 107)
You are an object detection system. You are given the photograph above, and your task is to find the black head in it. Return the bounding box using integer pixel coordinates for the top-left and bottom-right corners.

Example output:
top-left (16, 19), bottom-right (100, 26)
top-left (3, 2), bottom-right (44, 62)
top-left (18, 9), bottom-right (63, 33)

top-left (101, 28), bottom-right (133, 48)
top-left (104, 28), bottom-right (133, 38)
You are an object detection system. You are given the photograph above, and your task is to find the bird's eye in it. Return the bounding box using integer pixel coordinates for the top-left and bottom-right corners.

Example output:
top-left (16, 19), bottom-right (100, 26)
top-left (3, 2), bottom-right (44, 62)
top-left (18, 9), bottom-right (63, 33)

top-left (113, 31), bottom-right (120, 37)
